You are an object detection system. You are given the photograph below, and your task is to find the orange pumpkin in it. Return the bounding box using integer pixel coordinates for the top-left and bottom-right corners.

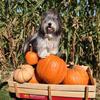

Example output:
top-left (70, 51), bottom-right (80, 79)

top-left (25, 51), bottom-right (38, 65)
top-left (13, 64), bottom-right (34, 83)
top-left (63, 65), bottom-right (89, 85)
top-left (36, 55), bottom-right (67, 84)
top-left (29, 69), bottom-right (39, 83)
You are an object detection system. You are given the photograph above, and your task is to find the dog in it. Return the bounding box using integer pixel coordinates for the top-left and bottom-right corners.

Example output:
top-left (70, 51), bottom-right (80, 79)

top-left (23, 9), bottom-right (62, 58)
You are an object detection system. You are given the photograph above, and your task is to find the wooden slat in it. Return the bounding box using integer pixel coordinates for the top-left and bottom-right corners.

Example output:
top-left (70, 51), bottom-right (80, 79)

top-left (48, 86), bottom-right (52, 100)
top-left (85, 86), bottom-right (89, 100)
top-left (51, 91), bottom-right (95, 98)
top-left (8, 81), bottom-right (96, 92)
top-left (14, 83), bottom-right (20, 98)
top-left (8, 87), bottom-right (96, 98)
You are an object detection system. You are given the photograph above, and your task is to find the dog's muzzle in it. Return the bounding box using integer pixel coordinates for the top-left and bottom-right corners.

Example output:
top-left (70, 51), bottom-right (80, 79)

top-left (44, 20), bottom-right (57, 33)
top-left (46, 26), bottom-right (55, 33)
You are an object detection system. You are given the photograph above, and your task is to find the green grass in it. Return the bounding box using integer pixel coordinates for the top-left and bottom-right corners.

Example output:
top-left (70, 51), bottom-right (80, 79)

top-left (0, 90), bottom-right (14, 100)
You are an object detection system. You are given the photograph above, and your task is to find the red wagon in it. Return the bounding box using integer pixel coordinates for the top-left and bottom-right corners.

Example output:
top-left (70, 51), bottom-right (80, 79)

top-left (8, 68), bottom-right (96, 100)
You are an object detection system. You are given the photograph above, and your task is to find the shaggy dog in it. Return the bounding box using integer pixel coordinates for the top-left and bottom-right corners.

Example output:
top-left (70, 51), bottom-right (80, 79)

top-left (23, 9), bottom-right (62, 58)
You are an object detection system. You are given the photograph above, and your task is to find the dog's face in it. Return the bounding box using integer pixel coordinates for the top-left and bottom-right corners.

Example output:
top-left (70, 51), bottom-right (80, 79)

top-left (39, 9), bottom-right (62, 38)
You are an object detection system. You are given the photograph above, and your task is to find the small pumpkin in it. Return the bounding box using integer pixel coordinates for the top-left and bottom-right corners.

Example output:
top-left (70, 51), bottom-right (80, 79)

top-left (63, 64), bottom-right (89, 85)
top-left (36, 55), bottom-right (67, 84)
top-left (13, 64), bottom-right (34, 83)
top-left (25, 44), bottom-right (39, 65)
top-left (29, 69), bottom-right (39, 83)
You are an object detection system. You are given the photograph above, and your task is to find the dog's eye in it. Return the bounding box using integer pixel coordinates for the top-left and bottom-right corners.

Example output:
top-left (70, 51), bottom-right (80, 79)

top-left (43, 20), bottom-right (46, 23)
top-left (52, 17), bottom-right (56, 21)
top-left (53, 16), bottom-right (58, 20)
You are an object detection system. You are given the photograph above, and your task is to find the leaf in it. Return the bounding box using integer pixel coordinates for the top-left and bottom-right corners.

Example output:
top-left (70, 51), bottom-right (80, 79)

top-left (0, 21), bottom-right (6, 28)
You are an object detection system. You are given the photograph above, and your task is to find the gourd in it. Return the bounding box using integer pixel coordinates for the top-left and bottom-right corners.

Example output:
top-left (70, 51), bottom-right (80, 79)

top-left (29, 69), bottom-right (39, 83)
top-left (13, 64), bottom-right (34, 83)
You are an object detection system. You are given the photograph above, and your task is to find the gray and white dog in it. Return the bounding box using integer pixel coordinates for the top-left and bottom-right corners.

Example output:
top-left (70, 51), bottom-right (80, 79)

top-left (23, 9), bottom-right (62, 58)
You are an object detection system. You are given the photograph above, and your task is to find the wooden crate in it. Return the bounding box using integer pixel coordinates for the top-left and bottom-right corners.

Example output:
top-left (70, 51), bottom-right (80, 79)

top-left (8, 68), bottom-right (96, 100)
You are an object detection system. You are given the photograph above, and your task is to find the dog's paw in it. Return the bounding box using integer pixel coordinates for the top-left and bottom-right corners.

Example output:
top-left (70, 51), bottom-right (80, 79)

top-left (38, 50), bottom-right (50, 58)
top-left (49, 48), bottom-right (58, 55)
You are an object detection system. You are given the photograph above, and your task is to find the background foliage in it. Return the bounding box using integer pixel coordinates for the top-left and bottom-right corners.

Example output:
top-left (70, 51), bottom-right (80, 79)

top-left (0, 0), bottom-right (100, 83)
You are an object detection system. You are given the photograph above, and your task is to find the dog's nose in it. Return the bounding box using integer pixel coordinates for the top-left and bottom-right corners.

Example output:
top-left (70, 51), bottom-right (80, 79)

top-left (48, 23), bottom-right (52, 27)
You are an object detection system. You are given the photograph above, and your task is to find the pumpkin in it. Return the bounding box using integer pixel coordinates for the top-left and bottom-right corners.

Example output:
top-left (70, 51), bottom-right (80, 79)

top-left (36, 55), bottom-right (67, 84)
top-left (13, 64), bottom-right (34, 83)
top-left (63, 65), bottom-right (89, 85)
top-left (29, 69), bottom-right (39, 83)
top-left (25, 51), bottom-right (38, 65)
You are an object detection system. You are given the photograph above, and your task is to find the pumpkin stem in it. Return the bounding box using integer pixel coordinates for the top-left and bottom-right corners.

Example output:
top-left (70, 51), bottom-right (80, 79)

top-left (68, 62), bottom-right (74, 69)
top-left (29, 44), bottom-right (33, 51)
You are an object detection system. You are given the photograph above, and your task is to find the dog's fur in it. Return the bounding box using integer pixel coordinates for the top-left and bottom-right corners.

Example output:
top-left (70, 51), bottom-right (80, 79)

top-left (23, 9), bottom-right (62, 58)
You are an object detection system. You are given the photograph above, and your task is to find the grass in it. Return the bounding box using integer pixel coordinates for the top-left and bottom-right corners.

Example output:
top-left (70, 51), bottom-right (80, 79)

top-left (0, 90), bottom-right (14, 100)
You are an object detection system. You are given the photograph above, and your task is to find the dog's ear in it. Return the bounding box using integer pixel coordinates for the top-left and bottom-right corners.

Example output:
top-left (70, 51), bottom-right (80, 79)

top-left (49, 8), bottom-right (59, 14)
top-left (41, 12), bottom-right (47, 21)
